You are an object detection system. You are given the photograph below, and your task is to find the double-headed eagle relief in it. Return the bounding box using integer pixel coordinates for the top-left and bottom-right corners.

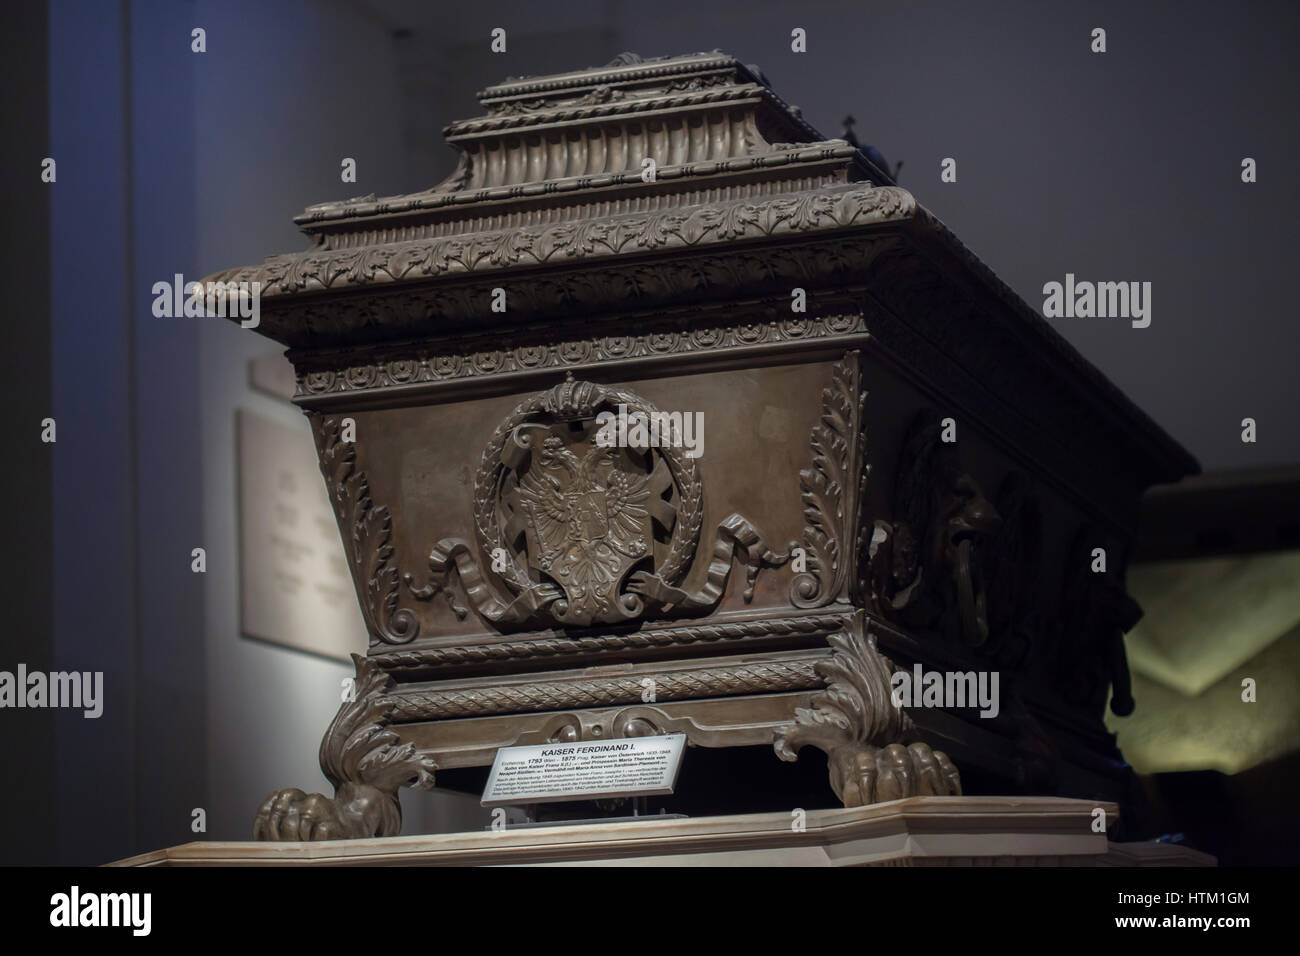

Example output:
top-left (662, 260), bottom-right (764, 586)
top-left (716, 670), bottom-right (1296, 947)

top-left (405, 375), bottom-right (790, 629)
top-left (513, 430), bottom-right (659, 625)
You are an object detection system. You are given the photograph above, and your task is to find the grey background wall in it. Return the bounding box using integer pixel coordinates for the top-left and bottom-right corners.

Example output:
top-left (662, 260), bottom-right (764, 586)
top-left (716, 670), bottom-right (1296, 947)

top-left (3, 0), bottom-right (1296, 863)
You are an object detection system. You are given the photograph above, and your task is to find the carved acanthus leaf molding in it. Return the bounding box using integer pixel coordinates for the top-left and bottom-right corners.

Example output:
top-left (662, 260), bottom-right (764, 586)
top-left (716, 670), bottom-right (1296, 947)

top-left (791, 351), bottom-right (865, 608)
top-left (313, 415), bottom-right (419, 645)
top-left (773, 612), bottom-right (962, 807)
top-left (774, 617), bottom-right (909, 756)
top-left (208, 185), bottom-right (916, 297)
top-left (261, 237), bottom-right (895, 347)
top-left (254, 655), bottom-right (436, 841)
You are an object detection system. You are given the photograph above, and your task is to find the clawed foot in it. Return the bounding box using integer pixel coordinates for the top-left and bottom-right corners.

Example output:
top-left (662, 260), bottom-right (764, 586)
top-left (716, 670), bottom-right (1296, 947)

top-left (829, 741), bottom-right (962, 807)
top-left (253, 782), bottom-right (391, 841)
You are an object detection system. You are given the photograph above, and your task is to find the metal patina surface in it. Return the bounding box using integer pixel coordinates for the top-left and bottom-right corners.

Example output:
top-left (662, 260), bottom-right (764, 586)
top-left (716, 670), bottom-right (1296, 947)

top-left (203, 51), bottom-right (1197, 842)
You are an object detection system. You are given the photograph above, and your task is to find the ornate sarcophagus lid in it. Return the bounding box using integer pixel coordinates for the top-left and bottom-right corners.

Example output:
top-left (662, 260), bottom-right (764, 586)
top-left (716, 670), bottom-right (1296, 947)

top-left (205, 51), bottom-right (1197, 840)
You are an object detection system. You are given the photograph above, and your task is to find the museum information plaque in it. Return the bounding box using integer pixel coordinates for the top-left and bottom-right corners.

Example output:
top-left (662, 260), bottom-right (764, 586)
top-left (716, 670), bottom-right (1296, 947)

top-left (238, 409), bottom-right (367, 661)
top-left (481, 734), bottom-right (687, 807)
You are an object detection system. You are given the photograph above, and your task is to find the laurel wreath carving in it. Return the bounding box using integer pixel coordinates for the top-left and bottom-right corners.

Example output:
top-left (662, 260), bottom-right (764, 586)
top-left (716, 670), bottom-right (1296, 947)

top-left (478, 380), bottom-right (702, 594)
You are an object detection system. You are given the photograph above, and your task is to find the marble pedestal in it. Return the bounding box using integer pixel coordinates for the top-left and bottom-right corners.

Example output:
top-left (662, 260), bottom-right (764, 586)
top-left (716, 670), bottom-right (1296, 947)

top-left (113, 796), bottom-right (1214, 867)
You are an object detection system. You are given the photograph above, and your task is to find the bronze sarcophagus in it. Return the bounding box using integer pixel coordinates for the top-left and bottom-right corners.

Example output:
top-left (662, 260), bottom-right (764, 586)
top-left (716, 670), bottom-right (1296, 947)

top-left (205, 51), bottom-right (1197, 841)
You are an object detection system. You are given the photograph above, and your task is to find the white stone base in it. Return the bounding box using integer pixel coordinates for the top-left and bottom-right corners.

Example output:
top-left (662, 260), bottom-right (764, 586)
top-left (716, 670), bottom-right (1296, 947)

top-left (111, 796), bottom-right (1215, 867)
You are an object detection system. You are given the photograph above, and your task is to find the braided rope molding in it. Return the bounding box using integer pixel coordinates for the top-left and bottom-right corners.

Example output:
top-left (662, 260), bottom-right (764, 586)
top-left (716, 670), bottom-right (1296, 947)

top-left (382, 659), bottom-right (824, 721)
top-left (369, 614), bottom-right (848, 672)
top-left (205, 184), bottom-right (916, 297)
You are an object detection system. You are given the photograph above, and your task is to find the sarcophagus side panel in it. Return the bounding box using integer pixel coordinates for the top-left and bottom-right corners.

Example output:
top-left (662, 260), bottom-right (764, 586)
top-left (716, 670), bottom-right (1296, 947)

top-left (332, 361), bottom-right (831, 647)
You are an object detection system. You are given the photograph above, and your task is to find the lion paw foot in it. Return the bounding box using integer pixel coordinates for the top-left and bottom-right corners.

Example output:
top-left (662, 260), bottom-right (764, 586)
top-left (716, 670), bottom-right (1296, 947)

top-left (830, 741), bottom-right (962, 807)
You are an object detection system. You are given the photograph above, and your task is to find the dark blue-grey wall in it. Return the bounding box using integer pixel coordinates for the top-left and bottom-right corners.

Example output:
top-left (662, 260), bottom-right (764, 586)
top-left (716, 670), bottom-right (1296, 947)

top-left (47, 0), bottom-right (205, 865)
